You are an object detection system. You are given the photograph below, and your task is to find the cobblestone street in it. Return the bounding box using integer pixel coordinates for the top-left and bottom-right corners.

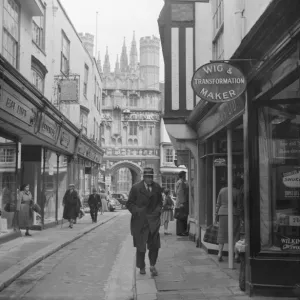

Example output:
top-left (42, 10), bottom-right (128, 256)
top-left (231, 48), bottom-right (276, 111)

top-left (0, 210), bottom-right (134, 300)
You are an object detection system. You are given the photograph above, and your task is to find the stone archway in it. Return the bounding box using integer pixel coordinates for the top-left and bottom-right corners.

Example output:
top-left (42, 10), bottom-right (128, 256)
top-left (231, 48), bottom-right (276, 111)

top-left (106, 161), bottom-right (143, 193)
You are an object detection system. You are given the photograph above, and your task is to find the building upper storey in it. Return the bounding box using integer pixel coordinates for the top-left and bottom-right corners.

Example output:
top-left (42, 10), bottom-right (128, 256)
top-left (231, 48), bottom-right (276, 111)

top-left (158, 0), bottom-right (274, 124)
top-left (0, 0), bottom-right (103, 146)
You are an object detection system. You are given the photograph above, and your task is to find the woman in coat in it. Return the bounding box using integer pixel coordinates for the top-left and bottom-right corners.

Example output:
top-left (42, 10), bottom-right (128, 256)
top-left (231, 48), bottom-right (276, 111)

top-left (63, 184), bottom-right (81, 228)
top-left (215, 177), bottom-right (243, 262)
top-left (19, 184), bottom-right (33, 236)
top-left (100, 190), bottom-right (108, 214)
top-left (160, 188), bottom-right (174, 235)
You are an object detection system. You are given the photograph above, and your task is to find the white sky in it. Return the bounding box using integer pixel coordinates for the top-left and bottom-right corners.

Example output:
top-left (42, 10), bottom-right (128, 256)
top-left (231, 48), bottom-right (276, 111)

top-left (60, 0), bottom-right (165, 81)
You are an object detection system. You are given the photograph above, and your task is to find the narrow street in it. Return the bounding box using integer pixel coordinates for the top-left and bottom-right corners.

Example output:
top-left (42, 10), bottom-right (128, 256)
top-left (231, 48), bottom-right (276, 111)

top-left (0, 211), bottom-right (134, 300)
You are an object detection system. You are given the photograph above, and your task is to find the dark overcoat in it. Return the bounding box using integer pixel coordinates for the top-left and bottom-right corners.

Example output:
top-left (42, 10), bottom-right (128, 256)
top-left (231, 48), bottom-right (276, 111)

top-left (88, 194), bottom-right (102, 209)
top-left (63, 189), bottom-right (81, 220)
top-left (126, 180), bottom-right (163, 252)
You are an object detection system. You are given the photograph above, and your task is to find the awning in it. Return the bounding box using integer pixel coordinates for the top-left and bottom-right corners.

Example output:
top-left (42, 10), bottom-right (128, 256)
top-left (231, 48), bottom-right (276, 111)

top-left (160, 166), bottom-right (187, 174)
top-left (165, 124), bottom-right (197, 141)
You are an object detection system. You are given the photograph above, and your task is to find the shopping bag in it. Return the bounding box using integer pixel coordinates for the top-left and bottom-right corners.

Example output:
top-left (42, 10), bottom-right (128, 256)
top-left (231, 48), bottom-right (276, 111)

top-left (4, 202), bottom-right (16, 212)
top-left (203, 223), bottom-right (219, 245)
top-left (31, 203), bottom-right (42, 215)
top-left (78, 208), bottom-right (85, 219)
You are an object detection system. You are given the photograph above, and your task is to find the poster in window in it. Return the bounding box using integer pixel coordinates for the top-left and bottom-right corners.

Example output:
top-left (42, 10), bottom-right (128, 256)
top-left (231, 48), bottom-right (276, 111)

top-left (276, 165), bottom-right (300, 200)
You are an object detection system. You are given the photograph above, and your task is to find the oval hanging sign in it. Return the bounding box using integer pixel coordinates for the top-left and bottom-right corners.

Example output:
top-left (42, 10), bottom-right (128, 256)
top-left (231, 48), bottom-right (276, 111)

top-left (191, 62), bottom-right (247, 103)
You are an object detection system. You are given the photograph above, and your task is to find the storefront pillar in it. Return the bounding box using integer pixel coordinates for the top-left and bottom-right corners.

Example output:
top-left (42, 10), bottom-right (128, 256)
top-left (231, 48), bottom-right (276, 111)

top-left (212, 140), bottom-right (217, 223)
top-left (198, 143), bottom-right (206, 225)
top-left (227, 127), bottom-right (234, 269)
top-left (56, 153), bottom-right (60, 223)
top-left (41, 148), bottom-right (46, 227)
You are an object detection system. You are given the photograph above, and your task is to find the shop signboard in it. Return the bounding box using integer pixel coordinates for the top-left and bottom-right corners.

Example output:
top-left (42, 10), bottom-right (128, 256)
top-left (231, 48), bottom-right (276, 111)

top-left (59, 78), bottom-right (79, 103)
top-left (277, 165), bottom-right (300, 200)
top-left (0, 82), bottom-right (37, 127)
top-left (273, 139), bottom-right (300, 158)
top-left (39, 115), bottom-right (59, 141)
top-left (277, 235), bottom-right (300, 251)
top-left (214, 158), bottom-right (226, 166)
top-left (191, 62), bottom-right (247, 103)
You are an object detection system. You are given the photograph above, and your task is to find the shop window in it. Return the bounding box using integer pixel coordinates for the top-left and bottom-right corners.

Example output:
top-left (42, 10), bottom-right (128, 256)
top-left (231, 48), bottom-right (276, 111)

top-left (258, 103), bottom-right (300, 252)
top-left (0, 137), bottom-right (17, 231)
top-left (61, 31), bottom-right (70, 75)
top-left (32, 5), bottom-right (45, 50)
top-left (3, 0), bottom-right (19, 68)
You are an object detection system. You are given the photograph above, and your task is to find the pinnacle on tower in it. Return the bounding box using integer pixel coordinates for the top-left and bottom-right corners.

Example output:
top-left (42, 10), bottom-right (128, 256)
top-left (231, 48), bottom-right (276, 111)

top-left (130, 31), bottom-right (138, 71)
top-left (97, 51), bottom-right (102, 73)
top-left (120, 37), bottom-right (129, 73)
top-left (103, 46), bottom-right (111, 75)
top-left (115, 55), bottom-right (120, 74)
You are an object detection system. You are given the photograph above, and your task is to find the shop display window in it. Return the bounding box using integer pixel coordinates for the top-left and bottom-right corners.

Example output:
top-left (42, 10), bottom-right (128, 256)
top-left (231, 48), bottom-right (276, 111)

top-left (43, 150), bottom-right (57, 224)
top-left (259, 102), bottom-right (300, 252)
top-left (57, 155), bottom-right (68, 220)
top-left (0, 137), bottom-right (17, 231)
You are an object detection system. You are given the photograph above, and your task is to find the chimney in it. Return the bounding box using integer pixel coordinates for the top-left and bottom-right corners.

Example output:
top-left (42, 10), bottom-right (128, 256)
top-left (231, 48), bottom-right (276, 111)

top-left (79, 32), bottom-right (94, 57)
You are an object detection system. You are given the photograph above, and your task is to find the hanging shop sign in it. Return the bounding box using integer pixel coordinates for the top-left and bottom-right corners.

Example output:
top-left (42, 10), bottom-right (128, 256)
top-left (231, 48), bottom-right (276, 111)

top-left (191, 62), bottom-right (247, 103)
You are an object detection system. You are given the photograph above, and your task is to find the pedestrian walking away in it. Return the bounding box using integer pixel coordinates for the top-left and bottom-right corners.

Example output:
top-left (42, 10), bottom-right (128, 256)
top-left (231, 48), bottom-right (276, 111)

top-left (62, 184), bottom-right (81, 228)
top-left (126, 167), bottom-right (163, 277)
top-left (19, 184), bottom-right (34, 236)
top-left (88, 187), bottom-right (101, 223)
top-left (161, 188), bottom-right (174, 235)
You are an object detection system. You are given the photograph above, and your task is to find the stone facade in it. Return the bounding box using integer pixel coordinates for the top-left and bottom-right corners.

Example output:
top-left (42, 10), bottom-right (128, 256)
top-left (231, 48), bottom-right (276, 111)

top-left (100, 33), bottom-right (161, 193)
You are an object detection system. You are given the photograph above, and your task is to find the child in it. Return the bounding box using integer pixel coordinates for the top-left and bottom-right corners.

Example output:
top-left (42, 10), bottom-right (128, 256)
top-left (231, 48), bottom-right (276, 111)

top-left (161, 188), bottom-right (174, 235)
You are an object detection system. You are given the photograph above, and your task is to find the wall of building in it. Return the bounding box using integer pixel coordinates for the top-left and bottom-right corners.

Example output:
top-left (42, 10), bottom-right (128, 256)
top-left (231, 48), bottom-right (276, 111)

top-left (224, 0), bottom-right (273, 59)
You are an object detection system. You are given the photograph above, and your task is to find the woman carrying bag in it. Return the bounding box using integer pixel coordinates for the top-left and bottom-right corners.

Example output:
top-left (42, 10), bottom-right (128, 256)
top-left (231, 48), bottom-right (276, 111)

top-left (19, 184), bottom-right (33, 236)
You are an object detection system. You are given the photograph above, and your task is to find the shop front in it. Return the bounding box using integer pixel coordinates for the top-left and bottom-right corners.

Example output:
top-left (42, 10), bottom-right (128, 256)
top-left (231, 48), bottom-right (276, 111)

top-left (187, 1), bottom-right (300, 296)
top-left (0, 56), bottom-right (103, 236)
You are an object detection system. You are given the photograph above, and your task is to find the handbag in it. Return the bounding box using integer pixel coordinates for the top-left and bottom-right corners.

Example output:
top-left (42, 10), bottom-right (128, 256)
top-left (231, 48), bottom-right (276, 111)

top-left (31, 203), bottom-right (42, 214)
top-left (4, 202), bottom-right (16, 213)
top-left (174, 207), bottom-right (188, 221)
top-left (203, 223), bottom-right (219, 245)
top-left (78, 208), bottom-right (85, 219)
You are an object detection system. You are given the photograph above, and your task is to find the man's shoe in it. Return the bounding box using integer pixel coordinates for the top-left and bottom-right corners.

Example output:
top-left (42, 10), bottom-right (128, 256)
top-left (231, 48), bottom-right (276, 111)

top-left (150, 266), bottom-right (158, 276)
top-left (140, 268), bottom-right (146, 275)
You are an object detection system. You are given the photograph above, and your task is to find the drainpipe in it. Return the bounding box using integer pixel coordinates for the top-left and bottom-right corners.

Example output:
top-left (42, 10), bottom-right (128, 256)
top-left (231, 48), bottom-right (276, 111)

top-left (227, 127), bottom-right (234, 269)
top-left (56, 153), bottom-right (60, 223)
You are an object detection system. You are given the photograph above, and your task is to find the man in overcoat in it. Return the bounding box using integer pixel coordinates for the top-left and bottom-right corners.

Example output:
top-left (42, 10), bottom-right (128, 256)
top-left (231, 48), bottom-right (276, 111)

top-left (126, 168), bottom-right (163, 276)
top-left (88, 187), bottom-right (102, 223)
top-left (63, 184), bottom-right (81, 228)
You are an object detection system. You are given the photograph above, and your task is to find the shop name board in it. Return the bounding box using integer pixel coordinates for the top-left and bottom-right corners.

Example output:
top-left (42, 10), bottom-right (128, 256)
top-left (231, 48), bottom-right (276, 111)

top-left (77, 141), bottom-right (101, 163)
top-left (214, 158), bottom-right (226, 166)
top-left (60, 131), bottom-right (71, 148)
top-left (279, 236), bottom-right (300, 251)
top-left (0, 88), bottom-right (36, 126)
top-left (191, 62), bottom-right (247, 103)
top-left (40, 116), bottom-right (58, 141)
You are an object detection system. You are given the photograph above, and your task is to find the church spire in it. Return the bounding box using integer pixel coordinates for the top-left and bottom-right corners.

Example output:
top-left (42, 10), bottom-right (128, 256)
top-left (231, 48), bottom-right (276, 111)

top-left (120, 37), bottom-right (129, 73)
top-left (96, 51), bottom-right (102, 74)
top-left (130, 31), bottom-right (138, 71)
top-left (103, 46), bottom-right (111, 75)
top-left (115, 55), bottom-right (120, 74)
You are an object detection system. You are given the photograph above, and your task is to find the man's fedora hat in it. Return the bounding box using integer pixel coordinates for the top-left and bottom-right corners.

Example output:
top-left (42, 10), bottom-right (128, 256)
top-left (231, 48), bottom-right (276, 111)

top-left (143, 168), bottom-right (154, 177)
top-left (178, 171), bottom-right (186, 177)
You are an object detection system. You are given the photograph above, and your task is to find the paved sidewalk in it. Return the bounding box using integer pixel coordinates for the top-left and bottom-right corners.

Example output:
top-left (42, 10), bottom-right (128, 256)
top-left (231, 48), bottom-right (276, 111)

top-left (0, 211), bottom-right (120, 292)
top-left (134, 221), bottom-right (297, 300)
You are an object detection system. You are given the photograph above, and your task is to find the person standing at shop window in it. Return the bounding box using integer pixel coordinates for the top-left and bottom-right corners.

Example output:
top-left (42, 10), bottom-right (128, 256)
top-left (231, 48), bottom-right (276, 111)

top-left (161, 188), bottom-right (174, 235)
top-left (12, 188), bottom-right (21, 231)
top-left (88, 187), bottom-right (101, 223)
top-left (215, 177), bottom-right (243, 262)
top-left (62, 184), bottom-right (81, 228)
top-left (19, 184), bottom-right (33, 236)
top-left (175, 171), bottom-right (189, 236)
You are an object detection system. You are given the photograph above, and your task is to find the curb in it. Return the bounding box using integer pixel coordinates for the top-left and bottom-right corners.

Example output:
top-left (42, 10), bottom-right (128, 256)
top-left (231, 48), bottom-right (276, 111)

top-left (0, 214), bottom-right (118, 292)
top-left (132, 253), bottom-right (137, 300)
